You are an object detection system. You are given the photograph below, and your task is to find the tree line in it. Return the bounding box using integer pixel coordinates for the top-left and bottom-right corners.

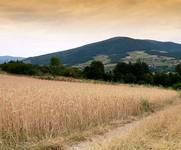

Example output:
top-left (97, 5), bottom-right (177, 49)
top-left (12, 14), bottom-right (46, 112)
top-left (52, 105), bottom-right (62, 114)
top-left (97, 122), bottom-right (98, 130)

top-left (1, 57), bottom-right (181, 89)
top-left (83, 60), bottom-right (181, 88)
top-left (0, 57), bottom-right (81, 78)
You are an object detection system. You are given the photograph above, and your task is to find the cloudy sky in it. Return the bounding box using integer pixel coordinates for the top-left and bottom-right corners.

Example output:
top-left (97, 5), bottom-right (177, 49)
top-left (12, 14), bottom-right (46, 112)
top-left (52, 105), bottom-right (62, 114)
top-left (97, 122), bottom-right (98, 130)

top-left (0, 0), bottom-right (181, 57)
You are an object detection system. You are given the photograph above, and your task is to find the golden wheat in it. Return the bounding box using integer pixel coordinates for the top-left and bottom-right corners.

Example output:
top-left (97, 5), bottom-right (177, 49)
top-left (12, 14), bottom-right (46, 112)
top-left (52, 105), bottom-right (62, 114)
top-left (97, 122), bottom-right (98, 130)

top-left (98, 104), bottom-right (181, 150)
top-left (0, 74), bottom-right (179, 148)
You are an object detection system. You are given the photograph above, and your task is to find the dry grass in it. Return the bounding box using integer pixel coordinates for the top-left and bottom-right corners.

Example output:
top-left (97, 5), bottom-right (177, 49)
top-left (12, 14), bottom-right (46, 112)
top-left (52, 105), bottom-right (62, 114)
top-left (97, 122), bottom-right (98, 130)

top-left (98, 104), bottom-right (181, 150)
top-left (0, 74), bottom-right (179, 149)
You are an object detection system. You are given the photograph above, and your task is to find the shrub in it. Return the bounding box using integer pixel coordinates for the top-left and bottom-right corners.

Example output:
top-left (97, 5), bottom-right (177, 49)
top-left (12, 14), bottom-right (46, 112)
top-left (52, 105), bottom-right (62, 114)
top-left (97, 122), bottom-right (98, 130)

top-left (173, 83), bottom-right (181, 90)
top-left (82, 61), bottom-right (105, 80)
top-left (62, 67), bottom-right (81, 78)
top-left (139, 99), bottom-right (152, 113)
top-left (0, 61), bottom-right (39, 75)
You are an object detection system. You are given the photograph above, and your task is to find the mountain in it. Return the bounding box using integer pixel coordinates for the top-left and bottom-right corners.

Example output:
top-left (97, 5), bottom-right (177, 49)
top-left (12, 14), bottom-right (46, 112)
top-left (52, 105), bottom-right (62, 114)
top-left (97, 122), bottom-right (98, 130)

top-left (0, 56), bottom-right (24, 64)
top-left (25, 37), bottom-right (181, 71)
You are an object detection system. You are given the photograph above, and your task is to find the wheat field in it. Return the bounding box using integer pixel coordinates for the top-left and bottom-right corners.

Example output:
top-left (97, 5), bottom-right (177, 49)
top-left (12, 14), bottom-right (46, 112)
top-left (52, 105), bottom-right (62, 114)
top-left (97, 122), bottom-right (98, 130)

top-left (98, 104), bottom-right (181, 150)
top-left (0, 74), bottom-right (179, 149)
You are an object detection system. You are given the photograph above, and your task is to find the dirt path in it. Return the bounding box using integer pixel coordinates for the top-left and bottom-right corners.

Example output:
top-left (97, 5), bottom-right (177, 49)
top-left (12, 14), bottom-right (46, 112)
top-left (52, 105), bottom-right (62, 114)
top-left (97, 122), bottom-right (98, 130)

top-left (65, 119), bottom-right (142, 150)
top-left (65, 99), bottom-right (181, 150)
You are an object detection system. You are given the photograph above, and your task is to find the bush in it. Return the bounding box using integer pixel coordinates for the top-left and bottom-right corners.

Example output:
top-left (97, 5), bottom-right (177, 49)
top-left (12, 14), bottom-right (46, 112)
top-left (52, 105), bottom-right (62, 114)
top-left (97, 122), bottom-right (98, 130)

top-left (113, 62), bottom-right (150, 83)
top-left (0, 61), bottom-right (39, 75)
top-left (153, 73), bottom-right (170, 87)
top-left (173, 83), bottom-right (181, 90)
top-left (176, 63), bottom-right (181, 75)
top-left (49, 65), bottom-right (65, 76)
top-left (62, 67), bottom-right (81, 78)
top-left (123, 73), bottom-right (136, 83)
top-left (139, 99), bottom-right (152, 113)
top-left (82, 61), bottom-right (105, 80)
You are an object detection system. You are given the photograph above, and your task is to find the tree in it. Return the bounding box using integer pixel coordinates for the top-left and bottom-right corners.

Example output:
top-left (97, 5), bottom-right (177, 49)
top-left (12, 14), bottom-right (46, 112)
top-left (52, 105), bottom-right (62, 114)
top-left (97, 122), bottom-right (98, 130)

top-left (153, 73), bottom-right (171, 87)
top-left (82, 61), bottom-right (105, 80)
top-left (113, 62), bottom-right (130, 81)
top-left (142, 73), bottom-right (154, 84)
top-left (50, 57), bottom-right (60, 66)
top-left (63, 67), bottom-right (81, 78)
top-left (82, 66), bottom-right (91, 78)
top-left (123, 73), bottom-right (136, 83)
top-left (113, 61), bottom-right (150, 83)
top-left (0, 61), bottom-right (39, 75)
top-left (176, 63), bottom-right (181, 75)
top-left (132, 62), bottom-right (149, 76)
top-left (49, 57), bottom-right (64, 76)
top-left (168, 73), bottom-right (181, 86)
top-left (104, 71), bottom-right (113, 81)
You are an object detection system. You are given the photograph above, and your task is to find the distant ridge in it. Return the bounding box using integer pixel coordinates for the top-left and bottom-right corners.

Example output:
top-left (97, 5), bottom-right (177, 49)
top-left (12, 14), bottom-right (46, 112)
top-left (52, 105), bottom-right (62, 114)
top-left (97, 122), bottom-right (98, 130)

top-left (25, 37), bottom-right (181, 66)
top-left (0, 56), bottom-right (24, 64)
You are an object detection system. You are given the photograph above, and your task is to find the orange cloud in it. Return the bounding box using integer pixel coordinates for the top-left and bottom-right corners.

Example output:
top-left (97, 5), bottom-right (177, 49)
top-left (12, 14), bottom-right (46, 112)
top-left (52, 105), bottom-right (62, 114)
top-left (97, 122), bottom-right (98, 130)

top-left (0, 0), bottom-right (180, 57)
top-left (0, 0), bottom-right (180, 22)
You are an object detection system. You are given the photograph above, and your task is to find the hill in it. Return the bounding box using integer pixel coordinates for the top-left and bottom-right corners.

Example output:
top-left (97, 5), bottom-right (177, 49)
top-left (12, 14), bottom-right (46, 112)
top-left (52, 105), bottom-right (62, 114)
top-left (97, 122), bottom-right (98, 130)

top-left (0, 56), bottom-right (24, 64)
top-left (24, 37), bottom-right (181, 71)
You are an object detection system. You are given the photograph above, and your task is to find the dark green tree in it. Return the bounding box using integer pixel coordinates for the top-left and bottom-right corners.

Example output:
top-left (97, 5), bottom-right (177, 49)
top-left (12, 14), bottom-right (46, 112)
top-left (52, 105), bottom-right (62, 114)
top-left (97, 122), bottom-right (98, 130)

top-left (176, 63), bottom-right (181, 75)
top-left (63, 67), bottom-right (81, 78)
top-left (113, 61), bottom-right (150, 83)
top-left (153, 73), bottom-right (171, 87)
top-left (131, 61), bottom-right (149, 77)
top-left (49, 57), bottom-right (64, 76)
top-left (0, 61), bottom-right (39, 75)
top-left (113, 62), bottom-right (130, 81)
top-left (123, 73), bottom-right (136, 83)
top-left (169, 73), bottom-right (181, 85)
top-left (50, 57), bottom-right (60, 66)
top-left (82, 61), bottom-right (105, 80)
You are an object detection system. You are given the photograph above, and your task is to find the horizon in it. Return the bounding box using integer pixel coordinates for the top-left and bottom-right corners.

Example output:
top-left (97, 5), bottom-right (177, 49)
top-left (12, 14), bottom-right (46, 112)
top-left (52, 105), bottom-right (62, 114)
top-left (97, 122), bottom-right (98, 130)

top-left (0, 36), bottom-right (181, 58)
top-left (0, 0), bottom-right (181, 57)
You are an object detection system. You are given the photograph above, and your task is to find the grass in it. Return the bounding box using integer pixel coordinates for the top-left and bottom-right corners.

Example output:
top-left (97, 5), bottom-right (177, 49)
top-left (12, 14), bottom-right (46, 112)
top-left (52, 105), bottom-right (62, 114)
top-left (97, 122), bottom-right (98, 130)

top-left (0, 74), bottom-right (179, 149)
top-left (75, 55), bottom-right (111, 69)
top-left (139, 99), bottom-right (153, 113)
top-left (122, 50), bottom-right (181, 69)
top-left (97, 104), bottom-right (181, 150)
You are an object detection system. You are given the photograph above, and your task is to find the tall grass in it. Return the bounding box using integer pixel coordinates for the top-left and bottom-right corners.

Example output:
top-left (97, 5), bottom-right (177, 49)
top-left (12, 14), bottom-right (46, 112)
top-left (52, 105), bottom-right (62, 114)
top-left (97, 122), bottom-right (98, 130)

top-left (98, 104), bottom-right (181, 150)
top-left (0, 74), bottom-right (179, 148)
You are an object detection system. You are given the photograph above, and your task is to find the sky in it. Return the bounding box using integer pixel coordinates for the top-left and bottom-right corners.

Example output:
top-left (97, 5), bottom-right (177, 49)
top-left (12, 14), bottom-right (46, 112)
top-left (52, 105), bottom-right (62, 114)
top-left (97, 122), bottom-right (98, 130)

top-left (0, 0), bottom-right (181, 57)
